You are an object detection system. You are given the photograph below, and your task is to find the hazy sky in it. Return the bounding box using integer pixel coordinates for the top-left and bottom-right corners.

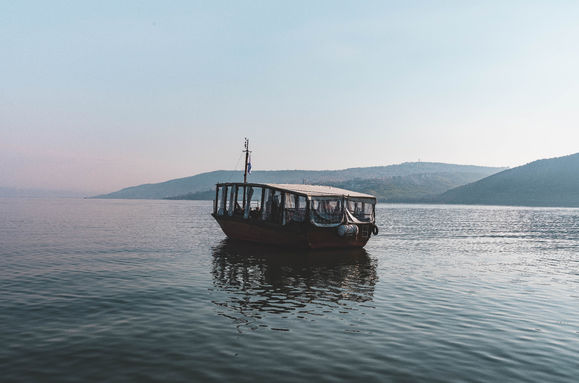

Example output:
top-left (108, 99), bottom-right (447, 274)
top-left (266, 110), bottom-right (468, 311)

top-left (2, 1), bottom-right (578, 194)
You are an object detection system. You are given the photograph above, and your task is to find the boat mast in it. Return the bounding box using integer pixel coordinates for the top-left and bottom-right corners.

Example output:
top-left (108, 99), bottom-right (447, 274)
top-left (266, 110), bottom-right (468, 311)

top-left (242, 138), bottom-right (250, 208)
top-left (243, 138), bottom-right (250, 185)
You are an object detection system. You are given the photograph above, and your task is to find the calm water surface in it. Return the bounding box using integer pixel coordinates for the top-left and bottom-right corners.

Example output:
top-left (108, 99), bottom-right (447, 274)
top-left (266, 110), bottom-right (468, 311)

top-left (1, 198), bottom-right (578, 382)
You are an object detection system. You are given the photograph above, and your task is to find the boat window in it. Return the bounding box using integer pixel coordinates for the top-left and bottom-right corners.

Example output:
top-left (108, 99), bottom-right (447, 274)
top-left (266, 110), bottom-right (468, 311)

top-left (227, 186), bottom-right (236, 216)
top-left (262, 188), bottom-right (272, 220)
top-left (364, 202), bottom-right (374, 218)
top-left (232, 185), bottom-right (243, 216)
top-left (284, 193), bottom-right (306, 223)
top-left (262, 189), bottom-right (283, 223)
top-left (347, 199), bottom-right (374, 221)
top-left (311, 198), bottom-right (343, 225)
top-left (216, 186), bottom-right (226, 215)
top-left (244, 186), bottom-right (263, 219)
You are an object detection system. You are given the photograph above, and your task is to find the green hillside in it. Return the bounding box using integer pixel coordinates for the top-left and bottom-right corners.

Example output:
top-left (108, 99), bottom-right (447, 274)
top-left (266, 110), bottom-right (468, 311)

top-left (111, 163), bottom-right (502, 202)
top-left (94, 162), bottom-right (505, 200)
top-left (322, 172), bottom-right (492, 202)
top-left (94, 162), bottom-right (504, 200)
top-left (167, 171), bottom-right (496, 202)
top-left (434, 153), bottom-right (579, 207)
top-left (165, 190), bottom-right (216, 200)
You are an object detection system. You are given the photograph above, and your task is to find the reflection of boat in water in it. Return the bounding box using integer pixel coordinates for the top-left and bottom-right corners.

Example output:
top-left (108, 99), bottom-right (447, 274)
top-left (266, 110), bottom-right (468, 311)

top-left (211, 239), bottom-right (378, 322)
top-left (211, 139), bottom-right (379, 249)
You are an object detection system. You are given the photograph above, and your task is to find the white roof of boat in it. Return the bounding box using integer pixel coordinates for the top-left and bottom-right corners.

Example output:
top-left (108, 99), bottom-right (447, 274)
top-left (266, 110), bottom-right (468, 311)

top-left (263, 184), bottom-right (375, 199)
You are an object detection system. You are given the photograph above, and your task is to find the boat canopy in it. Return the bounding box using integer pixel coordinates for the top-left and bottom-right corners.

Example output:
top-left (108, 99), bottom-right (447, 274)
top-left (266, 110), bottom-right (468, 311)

top-left (216, 183), bottom-right (376, 201)
top-left (264, 184), bottom-right (375, 200)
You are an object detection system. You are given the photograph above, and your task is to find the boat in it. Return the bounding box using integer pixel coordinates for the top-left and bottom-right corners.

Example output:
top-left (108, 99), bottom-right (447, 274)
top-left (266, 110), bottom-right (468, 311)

top-left (211, 139), bottom-right (378, 249)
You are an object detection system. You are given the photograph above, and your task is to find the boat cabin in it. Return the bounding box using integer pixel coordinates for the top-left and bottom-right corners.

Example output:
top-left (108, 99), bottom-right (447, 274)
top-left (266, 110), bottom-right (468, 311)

top-left (214, 183), bottom-right (375, 226)
top-left (212, 183), bottom-right (377, 248)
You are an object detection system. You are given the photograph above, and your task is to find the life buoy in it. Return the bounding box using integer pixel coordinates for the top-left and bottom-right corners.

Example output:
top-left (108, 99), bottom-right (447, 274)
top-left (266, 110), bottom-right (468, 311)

top-left (372, 225), bottom-right (379, 235)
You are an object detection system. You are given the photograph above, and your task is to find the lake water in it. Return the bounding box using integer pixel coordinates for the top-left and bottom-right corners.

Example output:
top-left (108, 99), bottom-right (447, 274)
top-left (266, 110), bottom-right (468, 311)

top-left (1, 198), bottom-right (578, 382)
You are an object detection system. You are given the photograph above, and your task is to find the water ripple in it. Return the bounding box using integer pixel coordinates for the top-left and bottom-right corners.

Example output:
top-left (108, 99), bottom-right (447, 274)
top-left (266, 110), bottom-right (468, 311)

top-left (1, 199), bottom-right (579, 382)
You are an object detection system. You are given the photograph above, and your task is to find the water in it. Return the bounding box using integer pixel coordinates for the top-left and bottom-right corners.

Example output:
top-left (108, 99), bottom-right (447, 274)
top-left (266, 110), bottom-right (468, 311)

top-left (1, 198), bottom-right (578, 382)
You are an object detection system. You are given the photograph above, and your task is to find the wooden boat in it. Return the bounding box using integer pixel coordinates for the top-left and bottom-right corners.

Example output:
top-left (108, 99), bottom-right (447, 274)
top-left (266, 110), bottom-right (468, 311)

top-left (211, 140), bottom-right (378, 249)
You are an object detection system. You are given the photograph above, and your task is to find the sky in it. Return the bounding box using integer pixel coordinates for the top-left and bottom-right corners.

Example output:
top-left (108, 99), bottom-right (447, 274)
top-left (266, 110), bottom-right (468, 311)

top-left (1, 1), bottom-right (578, 194)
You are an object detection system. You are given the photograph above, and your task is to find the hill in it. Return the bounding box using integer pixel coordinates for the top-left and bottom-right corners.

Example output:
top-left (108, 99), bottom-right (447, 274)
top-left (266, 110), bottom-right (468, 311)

top-left (433, 153), bottom-right (579, 207)
top-left (93, 162), bottom-right (505, 200)
top-left (321, 172), bottom-right (493, 202)
top-left (168, 172), bottom-right (492, 202)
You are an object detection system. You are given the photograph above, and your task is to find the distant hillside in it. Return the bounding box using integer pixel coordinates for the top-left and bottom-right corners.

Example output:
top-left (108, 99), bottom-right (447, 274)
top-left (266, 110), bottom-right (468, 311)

top-left (165, 190), bottom-right (215, 200)
top-left (168, 171), bottom-right (499, 202)
top-left (94, 162), bottom-right (505, 200)
top-left (433, 153), bottom-right (579, 207)
top-left (322, 172), bottom-right (495, 202)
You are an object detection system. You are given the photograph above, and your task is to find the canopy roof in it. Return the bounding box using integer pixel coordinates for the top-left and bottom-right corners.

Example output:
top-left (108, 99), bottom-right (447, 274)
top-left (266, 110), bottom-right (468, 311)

top-left (217, 182), bottom-right (376, 200)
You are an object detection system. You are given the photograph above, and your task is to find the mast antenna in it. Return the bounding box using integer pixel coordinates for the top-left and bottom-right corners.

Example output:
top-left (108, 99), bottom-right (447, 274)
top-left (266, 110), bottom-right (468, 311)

top-left (242, 138), bottom-right (252, 209)
top-left (243, 138), bottom-right (251, 184)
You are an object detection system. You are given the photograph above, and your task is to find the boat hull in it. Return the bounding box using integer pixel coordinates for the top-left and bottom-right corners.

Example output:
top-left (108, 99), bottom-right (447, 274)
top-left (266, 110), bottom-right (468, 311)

top-left (213, 215), bottom-right (371, 249)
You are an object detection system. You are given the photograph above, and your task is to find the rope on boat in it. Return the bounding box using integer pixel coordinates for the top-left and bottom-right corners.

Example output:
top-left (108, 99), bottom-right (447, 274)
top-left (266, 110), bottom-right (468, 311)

top-left (226, 151), bottom-right (245, 182)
